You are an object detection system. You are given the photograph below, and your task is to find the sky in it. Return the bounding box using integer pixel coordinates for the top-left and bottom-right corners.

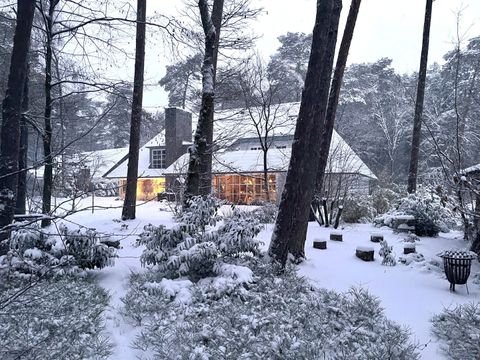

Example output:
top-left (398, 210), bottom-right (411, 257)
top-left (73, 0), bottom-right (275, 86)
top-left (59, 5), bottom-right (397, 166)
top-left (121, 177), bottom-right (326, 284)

top-left (139, 0), bottom-right (480, 111)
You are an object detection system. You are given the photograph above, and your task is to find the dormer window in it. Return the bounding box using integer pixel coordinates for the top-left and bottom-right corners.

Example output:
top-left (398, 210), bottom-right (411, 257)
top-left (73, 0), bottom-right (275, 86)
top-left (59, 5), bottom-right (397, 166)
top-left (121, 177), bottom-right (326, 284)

top-left (151, 148), bottom-right (166, 169)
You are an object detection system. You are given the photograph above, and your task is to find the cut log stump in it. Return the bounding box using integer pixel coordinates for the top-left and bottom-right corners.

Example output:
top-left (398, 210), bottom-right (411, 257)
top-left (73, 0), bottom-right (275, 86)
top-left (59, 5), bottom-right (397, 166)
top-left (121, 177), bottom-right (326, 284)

top-left (356, 246), bottom-right (374, 262)
top-left (330, 232), bottom-right (343, 241)
top-left (313, 240), bottom-right (327, 250)
top-left (404, 244), bottom-right (416, 254)
top-left (370, 233), bottom-right (383, 243)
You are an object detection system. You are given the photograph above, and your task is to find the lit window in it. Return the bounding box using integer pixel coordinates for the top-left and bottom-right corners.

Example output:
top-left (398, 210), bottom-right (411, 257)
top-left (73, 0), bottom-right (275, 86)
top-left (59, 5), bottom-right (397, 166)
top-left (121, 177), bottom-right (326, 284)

top-left (151, 148), bottom-right (166, 169)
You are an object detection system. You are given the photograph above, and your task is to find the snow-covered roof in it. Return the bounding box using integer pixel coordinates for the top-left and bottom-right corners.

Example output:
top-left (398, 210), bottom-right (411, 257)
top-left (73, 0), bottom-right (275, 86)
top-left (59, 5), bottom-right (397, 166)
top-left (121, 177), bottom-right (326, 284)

top-left (165, 133), bottom-right (377, 179)
top-left (104, 131), bottom-right (166, 179)
top-left (104, 102), bottom-right (377, 180)
top-left (31, 147), bottom-right (128, 179)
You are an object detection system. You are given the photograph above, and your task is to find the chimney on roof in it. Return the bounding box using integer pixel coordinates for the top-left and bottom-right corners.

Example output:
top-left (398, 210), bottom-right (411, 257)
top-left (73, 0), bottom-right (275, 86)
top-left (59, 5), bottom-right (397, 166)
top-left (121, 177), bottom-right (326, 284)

top-left (165, 107), bottom-right (192, 167)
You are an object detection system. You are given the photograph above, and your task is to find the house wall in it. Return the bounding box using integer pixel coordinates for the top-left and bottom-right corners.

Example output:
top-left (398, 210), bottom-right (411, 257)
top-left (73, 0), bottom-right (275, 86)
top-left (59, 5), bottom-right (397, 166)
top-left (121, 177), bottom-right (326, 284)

top-left (213, 173), bottom-right (277, 204)
top-left (119, 178), bottom-right (165, 201)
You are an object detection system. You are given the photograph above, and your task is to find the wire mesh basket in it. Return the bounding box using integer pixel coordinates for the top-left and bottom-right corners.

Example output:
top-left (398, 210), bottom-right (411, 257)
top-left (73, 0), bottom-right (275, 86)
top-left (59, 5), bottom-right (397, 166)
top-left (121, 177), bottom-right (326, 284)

top-left (439, 250), bottom-right (477, 292)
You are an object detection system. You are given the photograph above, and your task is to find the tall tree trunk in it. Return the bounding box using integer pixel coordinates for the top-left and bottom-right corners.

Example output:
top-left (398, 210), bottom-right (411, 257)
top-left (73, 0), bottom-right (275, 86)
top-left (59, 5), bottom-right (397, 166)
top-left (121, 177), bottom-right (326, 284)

top-left (269, 0), bottom-right (342, 265)
top-left (0, 0), bottom-right (36, 244)
top-left (184, 0), bottom-right (224, 202)
top-left (16, 63), bottom-right (30, 215)
top-left (122, 0), bottom-right (147, 220)
top-left (41, 0), bottom-right (59, 228)
top-left (407, 0), bottom-right (433, 194)
top-left (315, 0), bottom-right (361, 192)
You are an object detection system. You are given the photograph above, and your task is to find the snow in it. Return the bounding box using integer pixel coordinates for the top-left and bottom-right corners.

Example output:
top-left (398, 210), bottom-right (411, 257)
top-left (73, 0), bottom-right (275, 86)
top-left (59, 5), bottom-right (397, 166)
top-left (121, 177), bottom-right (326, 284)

top-left (356, 246), bottom-right (374, 252)
top-left (105, 132), bottom-right (166, 179)
top-left (145, 278), bottom-right (193, 305)
top-left (32, 147), bottom-right (128, 179)
top-left (56, 197), bottom-right (480, 360)
top-left (105, 102), bottom-right (377, 180)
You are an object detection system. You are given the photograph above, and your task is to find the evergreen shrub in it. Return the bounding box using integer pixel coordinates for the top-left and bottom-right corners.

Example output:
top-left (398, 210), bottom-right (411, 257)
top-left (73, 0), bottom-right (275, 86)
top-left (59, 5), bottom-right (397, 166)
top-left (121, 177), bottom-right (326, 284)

top-left (432, 303), bottom-right (480, 360)
top-left (124, 259), bottom-right (419, 359)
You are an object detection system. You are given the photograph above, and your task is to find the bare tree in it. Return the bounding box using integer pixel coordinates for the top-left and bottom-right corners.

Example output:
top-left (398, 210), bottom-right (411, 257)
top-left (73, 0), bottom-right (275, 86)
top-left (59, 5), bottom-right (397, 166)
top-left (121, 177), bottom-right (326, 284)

top-left (0, 0), bottom-right (36, 243)
top-left (269, 0), bottom-right (342, 265)
top-left (184, 0), bottom-right (224, 201)
top-left (122, 0), bottom-right (147, 220)
top-left (238, 56), bottom-right (291, 202)
top-left (407, 0), bottom-right (433, 193)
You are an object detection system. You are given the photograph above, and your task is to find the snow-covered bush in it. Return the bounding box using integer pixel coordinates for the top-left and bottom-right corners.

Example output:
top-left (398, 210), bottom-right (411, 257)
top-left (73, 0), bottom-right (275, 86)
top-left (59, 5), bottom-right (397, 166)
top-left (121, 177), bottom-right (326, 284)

top-left (379, 240), bottom-right (396, 266)
top-left (124, 258), bottom-right (419, 359)
top-left (61, 225), bottom-right (116, 269)
top-left (432, 303), bottom-right (480, 360)
top-left (376, 187), bottom-right (459, 237)
top-left (176, 195), bottom-right (222, 232)
top-left (0, 224), bottom-right (116, 277)
top-left (371, 187), bottom-right (402, 215)
top-left (341, 195), bottom-right (376, 223)
top-left (251, 202), bottom-right (278, 223)
top-left (138, 197), bottom-right (262, 281)
top-left (0, 277), bottom-right (112, 359)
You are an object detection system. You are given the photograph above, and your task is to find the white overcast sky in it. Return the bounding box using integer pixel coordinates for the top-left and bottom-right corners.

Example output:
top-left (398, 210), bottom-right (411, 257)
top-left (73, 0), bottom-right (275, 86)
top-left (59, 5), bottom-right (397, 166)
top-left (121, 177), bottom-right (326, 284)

top-left (139, 0), bottom-right (480, 110)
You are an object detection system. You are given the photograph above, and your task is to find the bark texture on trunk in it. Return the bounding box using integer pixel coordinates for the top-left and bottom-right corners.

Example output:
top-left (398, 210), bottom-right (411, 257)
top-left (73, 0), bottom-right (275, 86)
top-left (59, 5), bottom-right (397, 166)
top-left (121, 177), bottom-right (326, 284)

top-left (16, 64), bottom-right (30, 215)
top-left (41, 0), bottom-right (59, 228)
top-left (0, 0), bottom-right (35, 243)
top-left (269, 0), bottom-right (342, 265)
top-left (407, 0), bottom-right (433, 194)
top-left (315, 0), bottom-right (361, 193)
top-left (122, 0), bottom-right (147, 220)
top-left (184, 0), bottom-right (224, 202)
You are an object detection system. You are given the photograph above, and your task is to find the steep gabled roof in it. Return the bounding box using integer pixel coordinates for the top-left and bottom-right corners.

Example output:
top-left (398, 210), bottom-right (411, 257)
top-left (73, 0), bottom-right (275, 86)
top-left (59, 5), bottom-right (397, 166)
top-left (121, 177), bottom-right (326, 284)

top-left (103, 102), bottom-right (377, 180)
top-left (104, 130), bottom-right (166, 178)
top-left (164, 131), bottom-right (377, 179)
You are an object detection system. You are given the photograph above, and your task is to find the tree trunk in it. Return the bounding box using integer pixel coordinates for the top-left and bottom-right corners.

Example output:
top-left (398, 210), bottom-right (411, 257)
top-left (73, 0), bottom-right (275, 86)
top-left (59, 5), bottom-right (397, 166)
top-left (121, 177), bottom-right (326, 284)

top-left (470, 192), bottom-right (480, 254)
top-left (41, 0), bottom-right (58, 228)
top-left (0, 0), bottom-right (36, 243)
top-left (315, 0), bottom-right (361, 192)
top-left (269, 0), bottom-right (342, 265)
top-left (121, 0), bottom-right (147, 220)
top-left (407, 0), bottom-right (433, 194)
top-left (16, 64), bottom-right (30, 215)
top-left (263, 148), bottom-right (270, 202)
top-left (184, 0), bottom-right (224, 202)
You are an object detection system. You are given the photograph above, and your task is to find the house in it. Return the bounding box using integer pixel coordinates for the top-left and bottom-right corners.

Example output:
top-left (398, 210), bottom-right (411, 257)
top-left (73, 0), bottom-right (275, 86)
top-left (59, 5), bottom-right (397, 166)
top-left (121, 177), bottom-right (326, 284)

top-left (103, 108), bottom-right (192, 200)
top-left (103, 104), bottom-right (377, 203)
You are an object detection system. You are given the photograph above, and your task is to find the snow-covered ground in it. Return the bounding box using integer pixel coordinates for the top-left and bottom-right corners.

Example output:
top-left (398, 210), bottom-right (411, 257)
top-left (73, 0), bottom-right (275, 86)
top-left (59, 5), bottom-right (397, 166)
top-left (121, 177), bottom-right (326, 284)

top-left (61, 196), bottom-right (479, 360)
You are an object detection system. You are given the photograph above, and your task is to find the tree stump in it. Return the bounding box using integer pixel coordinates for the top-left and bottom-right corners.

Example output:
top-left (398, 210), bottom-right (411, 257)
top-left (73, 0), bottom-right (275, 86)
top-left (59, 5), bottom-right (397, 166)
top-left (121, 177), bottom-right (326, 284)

top-left (356, 246), bottom-right (374, 261)
top-left (370, 233), bottom-right (383, 243)
top-left (313, 240), bottom-right (327, 250)
top-left (404, 244), bottom-right (416, 254)
top-left (330, 232), bottom-right (343, 241)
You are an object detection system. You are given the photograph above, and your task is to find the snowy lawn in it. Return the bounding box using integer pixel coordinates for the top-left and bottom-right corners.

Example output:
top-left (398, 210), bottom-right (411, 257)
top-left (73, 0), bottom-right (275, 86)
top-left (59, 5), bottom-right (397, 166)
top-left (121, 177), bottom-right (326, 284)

top-left (53, 197), bottom-right (479, 359)
top-left (258, 222), bottom-right (480, 360)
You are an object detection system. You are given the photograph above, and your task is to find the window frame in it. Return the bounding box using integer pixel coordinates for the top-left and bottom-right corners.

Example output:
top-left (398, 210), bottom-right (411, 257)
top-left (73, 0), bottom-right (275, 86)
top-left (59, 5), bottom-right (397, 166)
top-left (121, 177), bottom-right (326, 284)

top-left (150, 147), bottom-right (166, 169)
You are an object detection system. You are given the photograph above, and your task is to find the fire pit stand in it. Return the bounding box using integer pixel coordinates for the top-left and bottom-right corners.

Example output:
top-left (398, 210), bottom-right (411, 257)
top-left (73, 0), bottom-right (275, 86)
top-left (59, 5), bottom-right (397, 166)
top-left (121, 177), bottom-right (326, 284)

top-left (439, 250), bottom-right (477, 293)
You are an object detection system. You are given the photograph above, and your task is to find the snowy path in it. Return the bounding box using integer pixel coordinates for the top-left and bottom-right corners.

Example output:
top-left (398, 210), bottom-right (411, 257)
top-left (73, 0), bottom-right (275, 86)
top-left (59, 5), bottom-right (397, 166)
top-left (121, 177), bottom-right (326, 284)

top-left (63, 198), bottom-right (175, 359)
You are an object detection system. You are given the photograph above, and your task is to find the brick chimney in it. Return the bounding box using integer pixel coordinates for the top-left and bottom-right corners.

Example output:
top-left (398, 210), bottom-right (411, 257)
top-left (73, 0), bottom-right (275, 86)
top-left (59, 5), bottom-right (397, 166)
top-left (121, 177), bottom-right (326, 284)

top-left (165, 107), bottom-right (192, 167)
